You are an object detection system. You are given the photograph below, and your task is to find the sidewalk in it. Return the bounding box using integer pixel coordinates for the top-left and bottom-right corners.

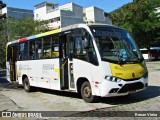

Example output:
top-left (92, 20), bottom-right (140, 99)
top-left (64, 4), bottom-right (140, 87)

top-left (146, 61), bottom-right (160, 70)
top-left (0, 93), bottom-right (21, 111)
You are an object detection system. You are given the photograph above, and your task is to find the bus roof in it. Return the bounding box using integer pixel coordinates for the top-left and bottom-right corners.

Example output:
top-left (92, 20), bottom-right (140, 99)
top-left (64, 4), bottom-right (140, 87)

top-left (7, 23), bottom-right (120, 46)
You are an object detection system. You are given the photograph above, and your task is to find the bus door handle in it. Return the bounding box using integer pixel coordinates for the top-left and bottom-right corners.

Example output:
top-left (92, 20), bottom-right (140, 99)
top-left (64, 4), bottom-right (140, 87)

top-left (41, 77), bottom-right (44, 79)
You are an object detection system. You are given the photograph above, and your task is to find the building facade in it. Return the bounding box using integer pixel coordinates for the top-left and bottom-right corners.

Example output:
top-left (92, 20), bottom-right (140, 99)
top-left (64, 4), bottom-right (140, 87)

top-left (2, 7), bottom-right (33, 19)
top-left (34, 1), bottom-right (112, 29)
top-left (84, 6), bottom-right (112, 24)
top-left (34, 2), bottom-right (83, 29)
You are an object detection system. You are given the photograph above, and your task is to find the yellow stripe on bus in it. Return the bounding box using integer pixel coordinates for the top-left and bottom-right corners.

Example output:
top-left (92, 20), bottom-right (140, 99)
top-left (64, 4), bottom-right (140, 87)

top-left (54, 68), bottom-right (60, 79)
top-left (36, 29), bottom-right (61, 38)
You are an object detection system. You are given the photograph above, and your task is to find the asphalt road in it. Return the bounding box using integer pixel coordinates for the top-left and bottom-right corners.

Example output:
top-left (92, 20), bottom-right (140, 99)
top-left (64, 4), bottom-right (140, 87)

top-left (0, 61), bottom-right (159, 118)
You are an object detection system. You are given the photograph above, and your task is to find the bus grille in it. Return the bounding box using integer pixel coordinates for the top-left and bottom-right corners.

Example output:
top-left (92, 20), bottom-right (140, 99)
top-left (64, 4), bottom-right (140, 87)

top-left (118, 82), bottom-right (144, 93)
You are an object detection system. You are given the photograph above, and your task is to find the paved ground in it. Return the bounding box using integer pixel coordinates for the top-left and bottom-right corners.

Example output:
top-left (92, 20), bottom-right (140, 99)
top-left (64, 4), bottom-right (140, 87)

top-left (0, 61), bottom-right (160, 119)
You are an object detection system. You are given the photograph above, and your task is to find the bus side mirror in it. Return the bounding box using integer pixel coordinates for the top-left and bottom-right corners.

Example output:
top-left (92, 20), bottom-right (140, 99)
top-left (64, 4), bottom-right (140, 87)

top-left (82, 31), bottom-right (90, 49)
top-left (84, 38), bottom-right (88, 48)
top-left (84, 37), bottom-right (90, 49)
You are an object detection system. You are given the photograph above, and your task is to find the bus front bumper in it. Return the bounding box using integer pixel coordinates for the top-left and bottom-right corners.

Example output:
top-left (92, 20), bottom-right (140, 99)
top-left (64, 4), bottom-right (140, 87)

top-left (98, 77), bottom-right (148, 97)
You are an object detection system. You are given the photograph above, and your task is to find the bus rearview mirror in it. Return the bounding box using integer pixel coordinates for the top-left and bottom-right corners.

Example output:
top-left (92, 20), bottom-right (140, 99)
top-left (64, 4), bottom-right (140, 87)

top-left (84, 38), bottom-right (89, 49)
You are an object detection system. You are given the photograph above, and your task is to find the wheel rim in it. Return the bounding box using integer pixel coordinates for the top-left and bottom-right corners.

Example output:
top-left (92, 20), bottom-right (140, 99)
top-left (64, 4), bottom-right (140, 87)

top-left (24, 80), bottom-right (29, 90)
top-left (83, 86), bottom-right (91, 98)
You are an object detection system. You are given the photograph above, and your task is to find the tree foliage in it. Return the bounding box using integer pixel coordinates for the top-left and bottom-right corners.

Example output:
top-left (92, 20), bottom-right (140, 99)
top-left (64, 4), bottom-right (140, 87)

top-left (0, 17), bottom-right (50, 68)
top-left (110, 0), bottom-right (160, 49)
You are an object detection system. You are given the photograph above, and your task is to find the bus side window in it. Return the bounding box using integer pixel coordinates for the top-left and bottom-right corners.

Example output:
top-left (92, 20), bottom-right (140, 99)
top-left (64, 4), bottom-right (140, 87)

top-left (75, 36), bottom-right (83, 55)
top-left (43, 37), bottom-right (52, 58)
top-left (73, 28), bottom-right (98, 65)
top-left (19, 42), bottom-right (28, 60)
top-left (88, 41), bottom-right (98, 65)
top-left (29, 41), bottom-right (35, 59)
top-left (52, 35), bottom-right (59, 58)
top-left (35, 39), bottom-right (42, 59)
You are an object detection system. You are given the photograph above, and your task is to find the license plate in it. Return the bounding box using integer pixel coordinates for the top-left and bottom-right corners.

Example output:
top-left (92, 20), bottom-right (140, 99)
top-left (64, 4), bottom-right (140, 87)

top-left (128, 90), bottom-right (136, 94)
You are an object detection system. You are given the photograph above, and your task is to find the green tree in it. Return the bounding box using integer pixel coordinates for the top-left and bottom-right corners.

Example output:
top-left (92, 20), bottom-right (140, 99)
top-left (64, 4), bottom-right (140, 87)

top-left (111, 0), bottom-right (160, 49)
top-left (0, 17), bottom-right (50, 68)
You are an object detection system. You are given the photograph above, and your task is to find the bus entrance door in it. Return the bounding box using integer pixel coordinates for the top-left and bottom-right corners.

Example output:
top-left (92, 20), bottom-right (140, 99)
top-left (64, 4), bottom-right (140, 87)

top-left (9, 45), bottom-right (17, 82)
top-left (60, 33), bottom-right (75, 90)
top-left (60, 35), bottom-right (69, 89)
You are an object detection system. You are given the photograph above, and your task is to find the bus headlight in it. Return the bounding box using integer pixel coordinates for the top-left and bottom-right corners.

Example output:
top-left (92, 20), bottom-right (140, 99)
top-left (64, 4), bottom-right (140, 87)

top-left (105, 76), bottom-right (121, 82)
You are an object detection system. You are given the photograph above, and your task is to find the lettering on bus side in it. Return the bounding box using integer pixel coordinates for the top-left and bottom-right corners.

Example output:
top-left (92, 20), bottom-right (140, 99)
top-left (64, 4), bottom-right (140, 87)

top-left (42, 64), bottom-right (54, 70)
top-left (19, 64), bottom-right (31, 70)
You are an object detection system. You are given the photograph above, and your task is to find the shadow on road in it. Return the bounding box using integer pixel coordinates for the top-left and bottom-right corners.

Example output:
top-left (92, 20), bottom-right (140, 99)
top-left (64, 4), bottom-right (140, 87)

top-left (0, 69), bottom-right (19, 89)
top-left (34, 85), bottom-right (160, 105)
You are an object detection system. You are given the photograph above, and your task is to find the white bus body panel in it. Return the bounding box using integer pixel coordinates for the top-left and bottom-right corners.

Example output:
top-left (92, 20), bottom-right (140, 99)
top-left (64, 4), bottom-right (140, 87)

top-left (90, 61), bottom-right (112, 96)
top-left (73, 59), bottom-right (113, 96)
top-left (17, 59), bottom-right (61, 90)
top-left (17, 61), bottom-right (29, 85)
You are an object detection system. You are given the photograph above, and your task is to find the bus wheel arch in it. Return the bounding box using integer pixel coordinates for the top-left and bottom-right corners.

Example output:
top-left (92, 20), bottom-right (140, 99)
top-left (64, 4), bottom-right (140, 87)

top-left (77, 78), bottom-right (97, 103)
top-left (22, 75), bottom-right (32, 92)
top-left (77, 77), bottom-right (88, 94)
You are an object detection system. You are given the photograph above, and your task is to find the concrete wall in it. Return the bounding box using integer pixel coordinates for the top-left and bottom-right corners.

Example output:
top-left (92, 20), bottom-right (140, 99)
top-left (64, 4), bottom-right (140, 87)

top-left (85, 6), bottom-right (111, 24)
top-left (94, 7), bottom-right (105, 21)
top-left (59, 2), bottom-right (73, 11)
top-left (34, 6), bottom-right (47, 20)
top-left (85, 7), bottom-right (95, 22)
top-left (61, 15), bottom-right (83, 27)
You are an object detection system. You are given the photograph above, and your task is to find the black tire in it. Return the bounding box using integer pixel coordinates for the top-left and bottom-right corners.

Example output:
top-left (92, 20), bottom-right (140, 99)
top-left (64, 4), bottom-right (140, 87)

top-left (81, 81), bottom-right (97, 103)
top-left (23, 77), bottom-right (32, 92)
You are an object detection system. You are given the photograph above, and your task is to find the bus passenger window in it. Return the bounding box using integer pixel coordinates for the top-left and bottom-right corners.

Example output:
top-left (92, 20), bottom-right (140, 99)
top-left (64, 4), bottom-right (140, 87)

top-left (74, 36), bottom-right (87, 61)
top-left (29, 41), bottom-right (36, 59)
top-left (52, 35), bottom-right (59, 58)
top-left (19, 42), bottom-right (28, 60)
top-left (35, 39), bottom-right (42, 59)
top-left (75, 37), bottom-right (83, 55)
top-left (43, 37), bottom-right (52, 58)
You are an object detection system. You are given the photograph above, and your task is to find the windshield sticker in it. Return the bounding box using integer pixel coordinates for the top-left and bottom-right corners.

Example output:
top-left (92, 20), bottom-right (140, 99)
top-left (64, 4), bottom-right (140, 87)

top-left (120, 49), bottom-right (128, 61)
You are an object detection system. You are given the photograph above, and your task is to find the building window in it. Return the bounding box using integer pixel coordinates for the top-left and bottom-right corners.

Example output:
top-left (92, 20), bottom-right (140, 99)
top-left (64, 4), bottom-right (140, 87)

top-left (48, 17), bottom-right (60, 23)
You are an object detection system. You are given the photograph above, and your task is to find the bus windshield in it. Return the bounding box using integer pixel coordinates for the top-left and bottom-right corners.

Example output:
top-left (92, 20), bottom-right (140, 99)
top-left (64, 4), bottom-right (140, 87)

top-left (90, 26), bottom-right (143, 63)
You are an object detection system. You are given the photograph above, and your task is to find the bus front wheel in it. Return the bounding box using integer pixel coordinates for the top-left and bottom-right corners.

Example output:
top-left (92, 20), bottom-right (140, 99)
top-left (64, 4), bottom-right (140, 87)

top-left (81, 81), bottom-right (97, 103)
top-left (24, 77), bottom-right (32, 92)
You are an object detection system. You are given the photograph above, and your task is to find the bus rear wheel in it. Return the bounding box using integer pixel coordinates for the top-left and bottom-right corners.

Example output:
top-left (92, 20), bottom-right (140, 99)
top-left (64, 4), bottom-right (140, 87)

top-left (24, 77), bottom-right (32, 92)
top-left (81, 81), bottom-right (97, 103)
